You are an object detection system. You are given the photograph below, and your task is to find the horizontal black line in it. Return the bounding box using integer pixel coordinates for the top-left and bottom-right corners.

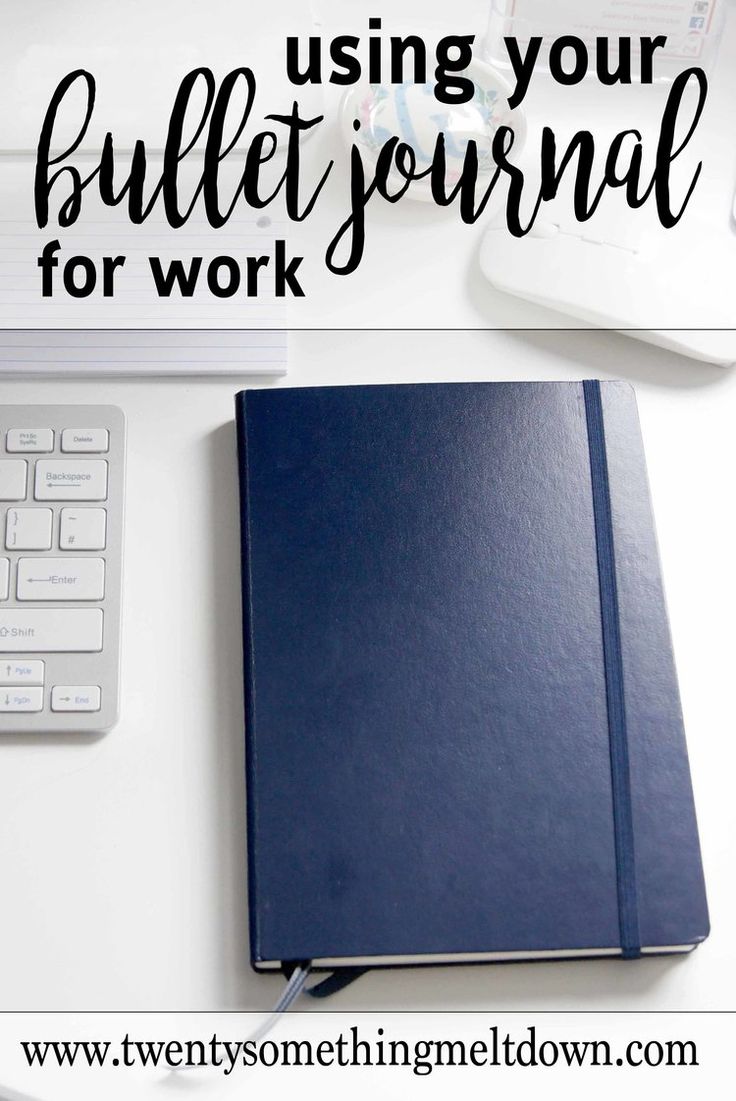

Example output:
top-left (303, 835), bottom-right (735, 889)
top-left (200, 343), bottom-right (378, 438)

top-left (0, 1009), bottom-right (733, 1015)
top-left (0, 328), bottom-right (734, 334)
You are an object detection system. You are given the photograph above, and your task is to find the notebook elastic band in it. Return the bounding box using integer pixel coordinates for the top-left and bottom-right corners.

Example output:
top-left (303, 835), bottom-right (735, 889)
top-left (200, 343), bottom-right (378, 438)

top-left (583, 381), bottom-right (641, 960)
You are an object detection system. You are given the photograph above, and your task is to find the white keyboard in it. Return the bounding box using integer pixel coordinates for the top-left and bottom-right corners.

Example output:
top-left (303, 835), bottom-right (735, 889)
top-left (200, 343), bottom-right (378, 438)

top-left (0, 407), bottom-right (125, 734)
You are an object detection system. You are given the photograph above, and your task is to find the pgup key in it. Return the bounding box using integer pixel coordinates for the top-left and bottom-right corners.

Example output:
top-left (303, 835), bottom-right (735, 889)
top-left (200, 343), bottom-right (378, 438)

top-left (0, 660), bottom-right (44, 686)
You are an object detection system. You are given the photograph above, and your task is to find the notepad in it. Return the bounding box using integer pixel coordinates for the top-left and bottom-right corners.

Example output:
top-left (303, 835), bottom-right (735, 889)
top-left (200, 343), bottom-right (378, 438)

top-left (235, 382), bottom-right (709, 971)
top-left (0, 155), bottom-right (289, 372)
top-left (0, 156), bottom-right (292, 335)
top-left (0, 329), bottom-right (287, 376)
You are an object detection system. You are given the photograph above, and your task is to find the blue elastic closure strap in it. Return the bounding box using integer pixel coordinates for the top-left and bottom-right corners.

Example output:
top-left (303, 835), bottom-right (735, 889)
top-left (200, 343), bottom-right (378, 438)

top-left (583, 380), bottom-right (641, 960)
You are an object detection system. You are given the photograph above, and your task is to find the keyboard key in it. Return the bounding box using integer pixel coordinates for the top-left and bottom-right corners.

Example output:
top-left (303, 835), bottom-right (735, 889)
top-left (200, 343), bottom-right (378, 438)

top-left (0, 609), bottom-right (103, 652)
top-left (5, 508), bottom-right (53, 551)
top-left (60, 508), bottom-right (107, 550)
top-left (51, 685), bottom-right (101, 712)
top-left (0, 460), bottom-right (27, 501)
top-left (6, 429), bottom-right (54, 453)
top-left (17, 557), bottom-right (105, 601)
top-left (34, 460), bottom-right (107, 501)
top-left (61, 428), bottom-right (109, 453)
top-left (0, 688), bottom-right (43, 712)
top-left (0, 559), bottom-right (7, 601)
top-left (0, 660), bottom-right (44, 686)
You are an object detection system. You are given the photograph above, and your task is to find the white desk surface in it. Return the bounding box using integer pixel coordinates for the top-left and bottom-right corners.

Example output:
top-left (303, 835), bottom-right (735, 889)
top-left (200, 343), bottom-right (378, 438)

top-left (0, 330), bottom-right (733, 1012)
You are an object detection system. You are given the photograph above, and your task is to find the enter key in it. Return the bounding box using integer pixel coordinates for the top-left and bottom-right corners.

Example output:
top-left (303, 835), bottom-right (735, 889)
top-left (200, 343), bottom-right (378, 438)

top-left (17, 558), bottom-right (105, 601)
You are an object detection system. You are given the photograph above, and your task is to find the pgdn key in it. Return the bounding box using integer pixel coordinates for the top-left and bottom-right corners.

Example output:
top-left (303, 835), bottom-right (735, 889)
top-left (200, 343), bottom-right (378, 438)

top-left (0, 688), bottom-right (43, 712)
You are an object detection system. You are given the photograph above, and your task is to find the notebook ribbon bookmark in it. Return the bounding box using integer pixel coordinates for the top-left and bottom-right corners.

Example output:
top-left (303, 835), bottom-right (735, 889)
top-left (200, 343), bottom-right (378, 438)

top-left (584, 380), bottom-right (641, 960)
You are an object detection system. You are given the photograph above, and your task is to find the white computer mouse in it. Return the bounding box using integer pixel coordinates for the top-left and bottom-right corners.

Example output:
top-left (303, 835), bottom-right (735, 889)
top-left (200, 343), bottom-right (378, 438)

top-left (480, 202), bottom-right (736, 366)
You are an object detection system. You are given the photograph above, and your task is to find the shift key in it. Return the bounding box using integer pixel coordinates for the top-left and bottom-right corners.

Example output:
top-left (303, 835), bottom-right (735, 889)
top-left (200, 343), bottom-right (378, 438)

top-left (35, 460), bottom-right (108, 501)
top-left (0, 609), bottom-right (103, 652)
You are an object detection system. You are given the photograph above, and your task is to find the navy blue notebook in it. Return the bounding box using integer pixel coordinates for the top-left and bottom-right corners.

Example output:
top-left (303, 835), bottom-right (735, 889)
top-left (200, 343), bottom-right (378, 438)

top-left (235, 382), bottom-right (709, 971)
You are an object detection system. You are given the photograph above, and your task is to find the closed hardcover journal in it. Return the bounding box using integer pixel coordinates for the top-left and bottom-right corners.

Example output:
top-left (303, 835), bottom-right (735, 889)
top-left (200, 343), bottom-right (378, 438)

top-left (235, 382), bottom-right (709, 971)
